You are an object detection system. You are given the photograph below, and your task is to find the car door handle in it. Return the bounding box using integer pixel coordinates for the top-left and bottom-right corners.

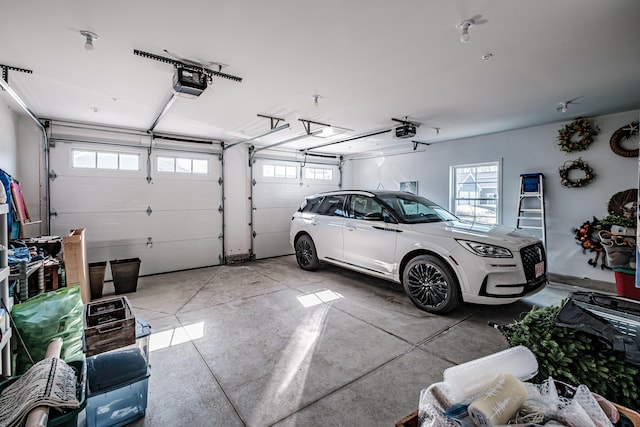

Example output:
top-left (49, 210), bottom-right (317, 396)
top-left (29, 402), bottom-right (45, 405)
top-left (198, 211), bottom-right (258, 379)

top-left (372, 226), bottom-right (402, 233)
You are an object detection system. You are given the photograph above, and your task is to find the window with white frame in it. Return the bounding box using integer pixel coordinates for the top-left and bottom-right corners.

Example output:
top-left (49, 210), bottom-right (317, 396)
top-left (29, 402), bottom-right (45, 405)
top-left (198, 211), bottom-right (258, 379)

top-left (262, 164), bottom-right (297, 179)
top-left (157, 156), bottom-right (209, 174)
top-left (304, 167), bottom-right (333, 180)
top-left (450, 161), bottom-right (500, 224)
top-left (72, 150), bottom-right (140, 171)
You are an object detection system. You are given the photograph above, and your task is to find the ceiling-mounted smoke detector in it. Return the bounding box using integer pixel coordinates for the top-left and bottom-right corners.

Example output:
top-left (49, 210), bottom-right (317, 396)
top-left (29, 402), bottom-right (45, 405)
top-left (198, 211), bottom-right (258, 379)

top-left (80, 30), bottom-right (98, 50)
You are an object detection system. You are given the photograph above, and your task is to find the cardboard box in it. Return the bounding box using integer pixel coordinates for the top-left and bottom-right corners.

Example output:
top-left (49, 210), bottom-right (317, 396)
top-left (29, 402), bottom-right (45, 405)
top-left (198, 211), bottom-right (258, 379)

top-left (62, 228), bottom-right (90, 303)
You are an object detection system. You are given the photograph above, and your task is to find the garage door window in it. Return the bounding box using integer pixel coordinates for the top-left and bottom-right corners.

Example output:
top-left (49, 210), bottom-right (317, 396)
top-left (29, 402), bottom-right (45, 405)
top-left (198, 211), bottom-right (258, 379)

top-left (450, 161), bottom-right (500, 224)
top-left (158, 156), bottom-right (209, 174)
top-left (304, 167), bottom-right (333, 180)
top-left (72, 150), bottom-right (140, 171)
top-left (262, 164), bottom-right (297, 179)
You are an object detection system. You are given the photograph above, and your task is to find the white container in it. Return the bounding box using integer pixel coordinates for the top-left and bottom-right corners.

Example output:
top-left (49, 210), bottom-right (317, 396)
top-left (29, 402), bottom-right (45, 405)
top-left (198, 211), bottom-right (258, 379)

top-left (443, 345), bottom-right (538, 402)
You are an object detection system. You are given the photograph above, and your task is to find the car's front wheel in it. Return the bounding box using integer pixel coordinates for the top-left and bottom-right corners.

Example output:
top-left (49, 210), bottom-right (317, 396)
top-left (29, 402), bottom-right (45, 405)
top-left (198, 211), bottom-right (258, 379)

top-left (294, 234), bottom-right (320, 271)
top-left (402, 254), bottom-right (460, 313)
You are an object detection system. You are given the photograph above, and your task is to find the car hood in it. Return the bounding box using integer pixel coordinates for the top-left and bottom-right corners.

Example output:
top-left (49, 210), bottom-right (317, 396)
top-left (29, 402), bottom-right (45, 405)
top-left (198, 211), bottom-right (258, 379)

top-left (408, 220), bottom-right (540, 247)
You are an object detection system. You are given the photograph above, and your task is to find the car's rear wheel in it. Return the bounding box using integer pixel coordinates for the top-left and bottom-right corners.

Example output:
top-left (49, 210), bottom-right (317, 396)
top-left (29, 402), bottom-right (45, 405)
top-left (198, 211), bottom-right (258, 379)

top-left (402, 254), bottom-right (460, 313)
top-left (295, 234), bottom-right (320, 271)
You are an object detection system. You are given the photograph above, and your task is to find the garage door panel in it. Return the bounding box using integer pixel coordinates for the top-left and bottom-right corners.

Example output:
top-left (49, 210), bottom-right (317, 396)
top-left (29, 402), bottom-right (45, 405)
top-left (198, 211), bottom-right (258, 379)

top-left (51, 176), bottom-right (149, 212)
top-left (141, 239), bottom-right (222, 274)
top-left (147, 211), bottom-right (221, 241)
top-left (51, 212), bottom-right (149, 244)
top-left (253, 231), bottom-right (293, 259)
top-left (149, 178), bottom-right (221, 211)
top-left (253, 207), bottom-right (296, 232)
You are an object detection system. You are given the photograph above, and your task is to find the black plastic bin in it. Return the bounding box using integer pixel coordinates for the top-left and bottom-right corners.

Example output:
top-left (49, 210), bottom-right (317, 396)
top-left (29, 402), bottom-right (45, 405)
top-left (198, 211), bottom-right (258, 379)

top-left (109, 258), bottom-right (141, 294)
top-left (88, 261), bottom-right (107, 300)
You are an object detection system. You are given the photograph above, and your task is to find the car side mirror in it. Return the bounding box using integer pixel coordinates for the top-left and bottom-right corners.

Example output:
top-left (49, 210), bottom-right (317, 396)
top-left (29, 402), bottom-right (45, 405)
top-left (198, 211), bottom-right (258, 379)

top-left (364, 212), bottom-right (384, 221)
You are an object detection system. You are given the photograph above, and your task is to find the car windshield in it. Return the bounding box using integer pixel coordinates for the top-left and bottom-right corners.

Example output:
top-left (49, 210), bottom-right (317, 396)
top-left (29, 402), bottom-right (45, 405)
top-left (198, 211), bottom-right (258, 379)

top-left (378, 193), bottom-right (458, 224)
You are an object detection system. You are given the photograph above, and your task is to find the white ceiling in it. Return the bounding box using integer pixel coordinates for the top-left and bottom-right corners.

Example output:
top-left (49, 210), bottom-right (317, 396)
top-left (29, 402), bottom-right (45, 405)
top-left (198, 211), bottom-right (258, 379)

top-left (1, 0), bottom-right (639, 156)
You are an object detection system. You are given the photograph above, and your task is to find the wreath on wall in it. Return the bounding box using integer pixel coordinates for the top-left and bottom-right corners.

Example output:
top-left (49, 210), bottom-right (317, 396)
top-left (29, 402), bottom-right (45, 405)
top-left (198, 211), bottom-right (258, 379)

top-left (556, 118), bottom-right (599, 153)
top-left (558, 158), bottom-right (595, 188)
top-left (609, 121), bottom-right (639, 157)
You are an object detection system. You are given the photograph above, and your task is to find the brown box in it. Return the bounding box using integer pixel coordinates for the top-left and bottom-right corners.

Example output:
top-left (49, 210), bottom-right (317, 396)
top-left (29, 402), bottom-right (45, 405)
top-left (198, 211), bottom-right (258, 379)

top-left (84, 296), bottom-right (136, 356)
top-left (63, 228), bottom-right (90, 303)
top-left (395, 410), bottom-right (418, 427)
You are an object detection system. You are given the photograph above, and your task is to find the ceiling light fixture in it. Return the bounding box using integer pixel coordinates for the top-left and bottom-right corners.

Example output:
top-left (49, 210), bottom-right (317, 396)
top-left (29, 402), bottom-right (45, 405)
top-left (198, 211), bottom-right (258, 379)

top-left (80, 30), bottom-right (98, 50)
top-left (457, 19), bottom-right (475, 43)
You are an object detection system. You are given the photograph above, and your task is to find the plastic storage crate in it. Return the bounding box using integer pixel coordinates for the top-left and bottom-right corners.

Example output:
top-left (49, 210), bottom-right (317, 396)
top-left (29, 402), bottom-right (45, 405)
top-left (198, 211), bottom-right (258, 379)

top-left (86, 318), bottom-right (151, 427)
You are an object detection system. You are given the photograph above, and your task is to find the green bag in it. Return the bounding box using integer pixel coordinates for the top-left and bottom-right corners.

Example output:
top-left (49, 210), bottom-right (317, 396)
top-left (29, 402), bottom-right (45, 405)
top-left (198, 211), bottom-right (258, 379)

top-left (11, 286), bottom-right (85, 374)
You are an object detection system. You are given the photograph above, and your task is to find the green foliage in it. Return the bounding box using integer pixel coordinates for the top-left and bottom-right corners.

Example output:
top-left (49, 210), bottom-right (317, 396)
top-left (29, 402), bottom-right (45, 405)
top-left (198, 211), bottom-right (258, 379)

top-left (502, 304), bottom-right (639, 409)
top-left (598, 214), bottom-right (636, 230)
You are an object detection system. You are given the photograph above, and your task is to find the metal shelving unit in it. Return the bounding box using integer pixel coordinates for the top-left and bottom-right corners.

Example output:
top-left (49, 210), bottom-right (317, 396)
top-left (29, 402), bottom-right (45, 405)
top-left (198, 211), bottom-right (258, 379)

top-left (0, 203), bottom-right (13, 376)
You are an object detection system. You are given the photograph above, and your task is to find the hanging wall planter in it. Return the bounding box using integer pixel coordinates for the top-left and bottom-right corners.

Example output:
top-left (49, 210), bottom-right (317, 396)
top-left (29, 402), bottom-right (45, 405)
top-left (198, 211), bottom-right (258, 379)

top-left (609, 121), bottom-right (639, 157)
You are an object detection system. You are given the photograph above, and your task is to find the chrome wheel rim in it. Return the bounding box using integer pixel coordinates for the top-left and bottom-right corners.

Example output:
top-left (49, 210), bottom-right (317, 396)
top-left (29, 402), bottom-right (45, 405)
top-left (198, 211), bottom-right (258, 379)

top-left (406, 263), bottom-right (448, 308)
top-left (295, 239), bottom-right (314, 267)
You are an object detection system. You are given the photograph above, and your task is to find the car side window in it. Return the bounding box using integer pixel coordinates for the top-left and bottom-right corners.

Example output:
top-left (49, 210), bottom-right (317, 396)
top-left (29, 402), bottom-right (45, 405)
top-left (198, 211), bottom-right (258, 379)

top-left (314, 195), bottom-right (346, 217)
top-left (349, 195), bottom-right (383, 220)
top-left (300, 197), bottom-right (322, 213)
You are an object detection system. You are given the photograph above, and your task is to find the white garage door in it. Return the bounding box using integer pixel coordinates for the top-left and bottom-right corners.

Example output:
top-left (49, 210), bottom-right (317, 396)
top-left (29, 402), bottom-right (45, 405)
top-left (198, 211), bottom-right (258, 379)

top-left (251, 157), bottom-right (340, 259)
top-left (49, 139), bottom-right (223, 276)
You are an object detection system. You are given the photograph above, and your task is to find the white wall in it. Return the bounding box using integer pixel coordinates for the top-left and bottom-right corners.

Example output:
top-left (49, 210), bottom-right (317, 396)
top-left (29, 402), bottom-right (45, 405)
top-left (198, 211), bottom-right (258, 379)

top-left (345, 110), bottom-right (640, 283)
top-left (223, 145), bottom-right (251, 259)
top-left (0, 97), bottom-right (19, 175)
top-left (16, 117), bottom-right (46, 236)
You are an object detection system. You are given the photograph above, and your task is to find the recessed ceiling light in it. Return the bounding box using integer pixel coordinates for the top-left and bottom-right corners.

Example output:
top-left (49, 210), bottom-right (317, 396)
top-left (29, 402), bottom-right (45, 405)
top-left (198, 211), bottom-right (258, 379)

top-left (482, 53), bottom-right (494, 61)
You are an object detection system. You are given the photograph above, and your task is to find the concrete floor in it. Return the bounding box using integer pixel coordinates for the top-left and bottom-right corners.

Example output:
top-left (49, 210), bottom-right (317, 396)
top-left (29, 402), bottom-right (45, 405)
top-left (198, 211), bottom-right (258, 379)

top-left (100, 255), bottom-right (611, 427)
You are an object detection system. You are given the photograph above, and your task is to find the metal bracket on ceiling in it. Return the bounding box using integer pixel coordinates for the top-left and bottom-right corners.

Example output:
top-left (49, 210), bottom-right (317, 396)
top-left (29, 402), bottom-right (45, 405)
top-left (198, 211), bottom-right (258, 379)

top-left (133, 49), bottom-right (243, 83)
top-left (392, 116), bottom-right (421, 127)
top-left (225, 116), bottom-right (290, 151)
top-left (301, 128), bottom-right (392, 152)
top-left (299, 119), bottom-right (330, 135)
top-left (411, 140), bottom-right (431, 151)
top-left (0, 64), bottom-right (32, 86)
top-left (257, 114), bottom-right (285, 130)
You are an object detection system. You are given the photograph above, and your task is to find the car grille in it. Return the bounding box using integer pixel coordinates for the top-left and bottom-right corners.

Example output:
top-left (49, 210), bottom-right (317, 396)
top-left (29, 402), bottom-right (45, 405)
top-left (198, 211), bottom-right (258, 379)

top-left (521, 242), bottom-right (546, 282)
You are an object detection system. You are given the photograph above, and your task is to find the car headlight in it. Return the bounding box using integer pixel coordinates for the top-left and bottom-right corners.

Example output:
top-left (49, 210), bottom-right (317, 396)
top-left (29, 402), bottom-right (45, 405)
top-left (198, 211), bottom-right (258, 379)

top-left (456, 239), bottom-right (513, 258)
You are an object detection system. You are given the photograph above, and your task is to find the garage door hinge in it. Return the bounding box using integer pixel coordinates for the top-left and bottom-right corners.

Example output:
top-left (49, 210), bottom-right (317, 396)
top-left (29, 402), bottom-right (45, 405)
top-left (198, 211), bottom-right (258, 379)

top-left (146, 206), bottom-right (152, 216)
top-left (49, 209), bottom-right (57, 218)
top-left (49, 170), bottom-right (57, 181)
top-left (252, 179), bottom-right (256, 186)
top-left (146, 237), bottom-right (153, 248)
top-left (48, 139), bottom-right (56, 148)
top-left (218, 205), bottom-right (223, 213)
top-left (218, 177), bottom-right (223, 185)
top-left (218, 233), bottom-right (223, 240)
top-left (252, 231), bottom-right (257, 238)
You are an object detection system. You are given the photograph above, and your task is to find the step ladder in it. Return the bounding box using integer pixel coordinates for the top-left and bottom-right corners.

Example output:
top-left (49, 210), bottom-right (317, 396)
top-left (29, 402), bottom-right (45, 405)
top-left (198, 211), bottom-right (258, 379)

top-left (516, 173), bottom-right (546, 247)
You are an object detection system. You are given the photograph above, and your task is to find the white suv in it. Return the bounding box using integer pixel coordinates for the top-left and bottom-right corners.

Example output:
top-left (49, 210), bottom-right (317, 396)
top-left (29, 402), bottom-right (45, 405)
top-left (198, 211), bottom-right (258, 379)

top-left (289, 190), bottom-right (547, 313)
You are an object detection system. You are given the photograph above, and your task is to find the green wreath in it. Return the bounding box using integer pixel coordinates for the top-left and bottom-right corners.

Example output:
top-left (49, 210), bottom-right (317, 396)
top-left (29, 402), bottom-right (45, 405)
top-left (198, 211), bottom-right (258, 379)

top-left (556, 118), bottom-right (599, 153)
top-left (559, 158), bottom-right (595, 188)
